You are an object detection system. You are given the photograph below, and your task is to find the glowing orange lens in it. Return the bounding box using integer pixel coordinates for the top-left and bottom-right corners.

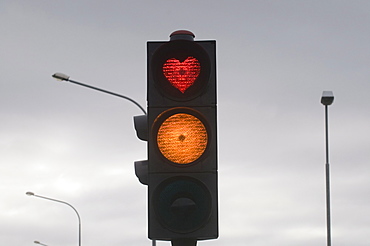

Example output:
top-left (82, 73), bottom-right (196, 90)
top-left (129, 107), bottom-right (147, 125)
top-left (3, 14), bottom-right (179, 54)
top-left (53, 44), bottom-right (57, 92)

top-left (157, 113), bottom-right (207, 164)
top-left (163, 57), bottom-right (201, 93)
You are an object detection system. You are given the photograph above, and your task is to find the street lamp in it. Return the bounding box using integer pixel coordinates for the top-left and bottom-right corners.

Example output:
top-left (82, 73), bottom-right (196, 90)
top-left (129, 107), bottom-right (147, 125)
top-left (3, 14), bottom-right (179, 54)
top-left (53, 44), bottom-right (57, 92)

top-left (26, 192), bottom-right (81, 246)
top-left (50, 73), bottom-right (150, 246)
top-left (52, 73), bottom-right (146, 115)
top-left (50, 73), bottom-right (151, 245)
top-left (321, 91), bottom-right (334, 246)
top-left (34, 240), bottom-right (48, 246)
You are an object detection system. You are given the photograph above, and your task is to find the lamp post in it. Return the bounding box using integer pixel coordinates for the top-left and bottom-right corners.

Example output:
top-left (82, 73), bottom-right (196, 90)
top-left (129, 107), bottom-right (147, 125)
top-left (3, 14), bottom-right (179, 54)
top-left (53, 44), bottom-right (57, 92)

top-left (26, 192), bottom-right (81, 246)
top-left (52, 73), bottom-right (146, 115)
top-left (321, 91), bottom-right (334, 246)
top-left (51, 72), bottom-right (152, 245)
top-left (34, 240), bottom-right (48, 246)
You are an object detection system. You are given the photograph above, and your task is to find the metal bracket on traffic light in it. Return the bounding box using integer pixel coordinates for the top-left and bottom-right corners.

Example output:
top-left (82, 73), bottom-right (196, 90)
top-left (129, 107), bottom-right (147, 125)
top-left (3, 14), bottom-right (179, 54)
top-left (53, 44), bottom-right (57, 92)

top-left (135, 160), bottom-right (148, 185)
top-left (134, 115), bottom-right (148, 141)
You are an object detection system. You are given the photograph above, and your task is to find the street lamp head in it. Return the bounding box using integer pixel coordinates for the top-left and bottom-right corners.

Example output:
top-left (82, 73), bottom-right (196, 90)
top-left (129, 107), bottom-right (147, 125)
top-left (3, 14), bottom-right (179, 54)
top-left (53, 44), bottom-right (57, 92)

top-left (52, 73), bottom-right (70, 81)
top-left (321, 91), bottom-right (334, 106)
top-left (34, 240), bottom-right (48, 246)
top-left (26, 191), bottom-right (35, 196)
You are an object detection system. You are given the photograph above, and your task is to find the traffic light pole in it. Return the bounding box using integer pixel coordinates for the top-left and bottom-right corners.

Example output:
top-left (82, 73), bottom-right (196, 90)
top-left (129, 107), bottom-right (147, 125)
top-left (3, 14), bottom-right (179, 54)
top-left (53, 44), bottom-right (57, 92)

top-left (171, 239), bottom-right (197, 246)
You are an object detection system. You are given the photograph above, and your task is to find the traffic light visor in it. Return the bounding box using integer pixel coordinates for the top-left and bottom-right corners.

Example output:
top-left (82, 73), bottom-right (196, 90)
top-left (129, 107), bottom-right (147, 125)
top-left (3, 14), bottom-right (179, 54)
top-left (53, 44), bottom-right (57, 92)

top-left (155, 109), bottom-right (208, 165)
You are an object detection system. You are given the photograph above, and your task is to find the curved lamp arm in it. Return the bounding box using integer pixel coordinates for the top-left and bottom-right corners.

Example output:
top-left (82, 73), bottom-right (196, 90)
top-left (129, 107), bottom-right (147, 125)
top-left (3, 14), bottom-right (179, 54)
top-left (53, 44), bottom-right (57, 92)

top-left (52, 73), bottom-right (146, 115)
top-left (27, 192), bottom-right (81, 246)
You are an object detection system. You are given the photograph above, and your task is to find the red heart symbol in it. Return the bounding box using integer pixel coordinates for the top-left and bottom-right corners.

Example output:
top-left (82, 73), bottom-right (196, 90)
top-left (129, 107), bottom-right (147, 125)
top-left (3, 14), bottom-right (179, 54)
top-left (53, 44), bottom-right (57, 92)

top-left (163, 56), bottom-right (200, 93)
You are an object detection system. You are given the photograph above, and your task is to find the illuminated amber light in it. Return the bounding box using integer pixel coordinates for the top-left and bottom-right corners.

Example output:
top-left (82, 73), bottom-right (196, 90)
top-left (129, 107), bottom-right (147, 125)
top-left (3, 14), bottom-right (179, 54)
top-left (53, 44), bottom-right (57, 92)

top-left (163, 57), bottom-right (201, 93)
top-left (157, 113), bottom-right (207, 164)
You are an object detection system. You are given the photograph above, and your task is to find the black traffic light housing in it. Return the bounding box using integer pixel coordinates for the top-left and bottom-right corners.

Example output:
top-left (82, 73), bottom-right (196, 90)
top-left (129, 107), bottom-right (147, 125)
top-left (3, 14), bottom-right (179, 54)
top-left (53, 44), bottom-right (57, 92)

top-left (135, 30), bottom-right (218, 243)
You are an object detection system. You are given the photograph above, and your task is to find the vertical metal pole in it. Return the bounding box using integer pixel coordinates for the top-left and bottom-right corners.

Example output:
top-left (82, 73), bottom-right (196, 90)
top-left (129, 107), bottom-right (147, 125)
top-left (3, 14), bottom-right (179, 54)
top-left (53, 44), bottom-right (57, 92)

top-left (325, 105), bottom-right (332, 246)
top-left (152, 240), bottom-right (156, 246)
top-left (171, 239), bottom-right (197, 246)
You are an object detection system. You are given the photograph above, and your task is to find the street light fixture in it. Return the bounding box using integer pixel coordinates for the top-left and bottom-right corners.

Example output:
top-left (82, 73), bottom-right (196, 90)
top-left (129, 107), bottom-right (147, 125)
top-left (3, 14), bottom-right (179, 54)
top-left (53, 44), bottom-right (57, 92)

top-left (26, 192), bottom-right (81, 246)
top-left (51, 72), bottom-right (146, 115)
top-left (50, 73), bottom-right (150, 244)
top-left (321, 90), bottom-right (334, 246)
top-left (34, 240), bottom-right (48, 246)
top-left (321, 91), bottom-right (334, 106)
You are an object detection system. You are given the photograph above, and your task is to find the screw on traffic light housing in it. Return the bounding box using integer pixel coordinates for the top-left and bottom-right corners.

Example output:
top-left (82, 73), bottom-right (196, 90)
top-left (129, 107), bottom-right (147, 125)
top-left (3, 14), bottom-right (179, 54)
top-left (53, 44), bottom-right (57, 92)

top-left (135, 30), bottom-right (218, 245)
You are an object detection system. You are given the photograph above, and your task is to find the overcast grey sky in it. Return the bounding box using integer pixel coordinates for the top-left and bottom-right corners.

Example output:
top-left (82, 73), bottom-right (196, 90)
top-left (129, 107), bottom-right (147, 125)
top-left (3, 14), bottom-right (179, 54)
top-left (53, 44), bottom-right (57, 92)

top-left (1, 1), bottom-right (370, 246)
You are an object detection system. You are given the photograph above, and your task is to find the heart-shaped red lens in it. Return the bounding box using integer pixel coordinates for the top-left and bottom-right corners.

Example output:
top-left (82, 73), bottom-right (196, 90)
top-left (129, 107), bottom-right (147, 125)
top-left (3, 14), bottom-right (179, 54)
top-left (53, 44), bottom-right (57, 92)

top-left (163, 57), bottom-right (201, 93)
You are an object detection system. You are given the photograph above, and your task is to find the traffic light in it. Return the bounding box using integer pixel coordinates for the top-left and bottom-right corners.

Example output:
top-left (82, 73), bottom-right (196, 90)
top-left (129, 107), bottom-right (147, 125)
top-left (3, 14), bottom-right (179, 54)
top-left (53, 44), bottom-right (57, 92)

top-left (136, 30), bottom-right (218, 243)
